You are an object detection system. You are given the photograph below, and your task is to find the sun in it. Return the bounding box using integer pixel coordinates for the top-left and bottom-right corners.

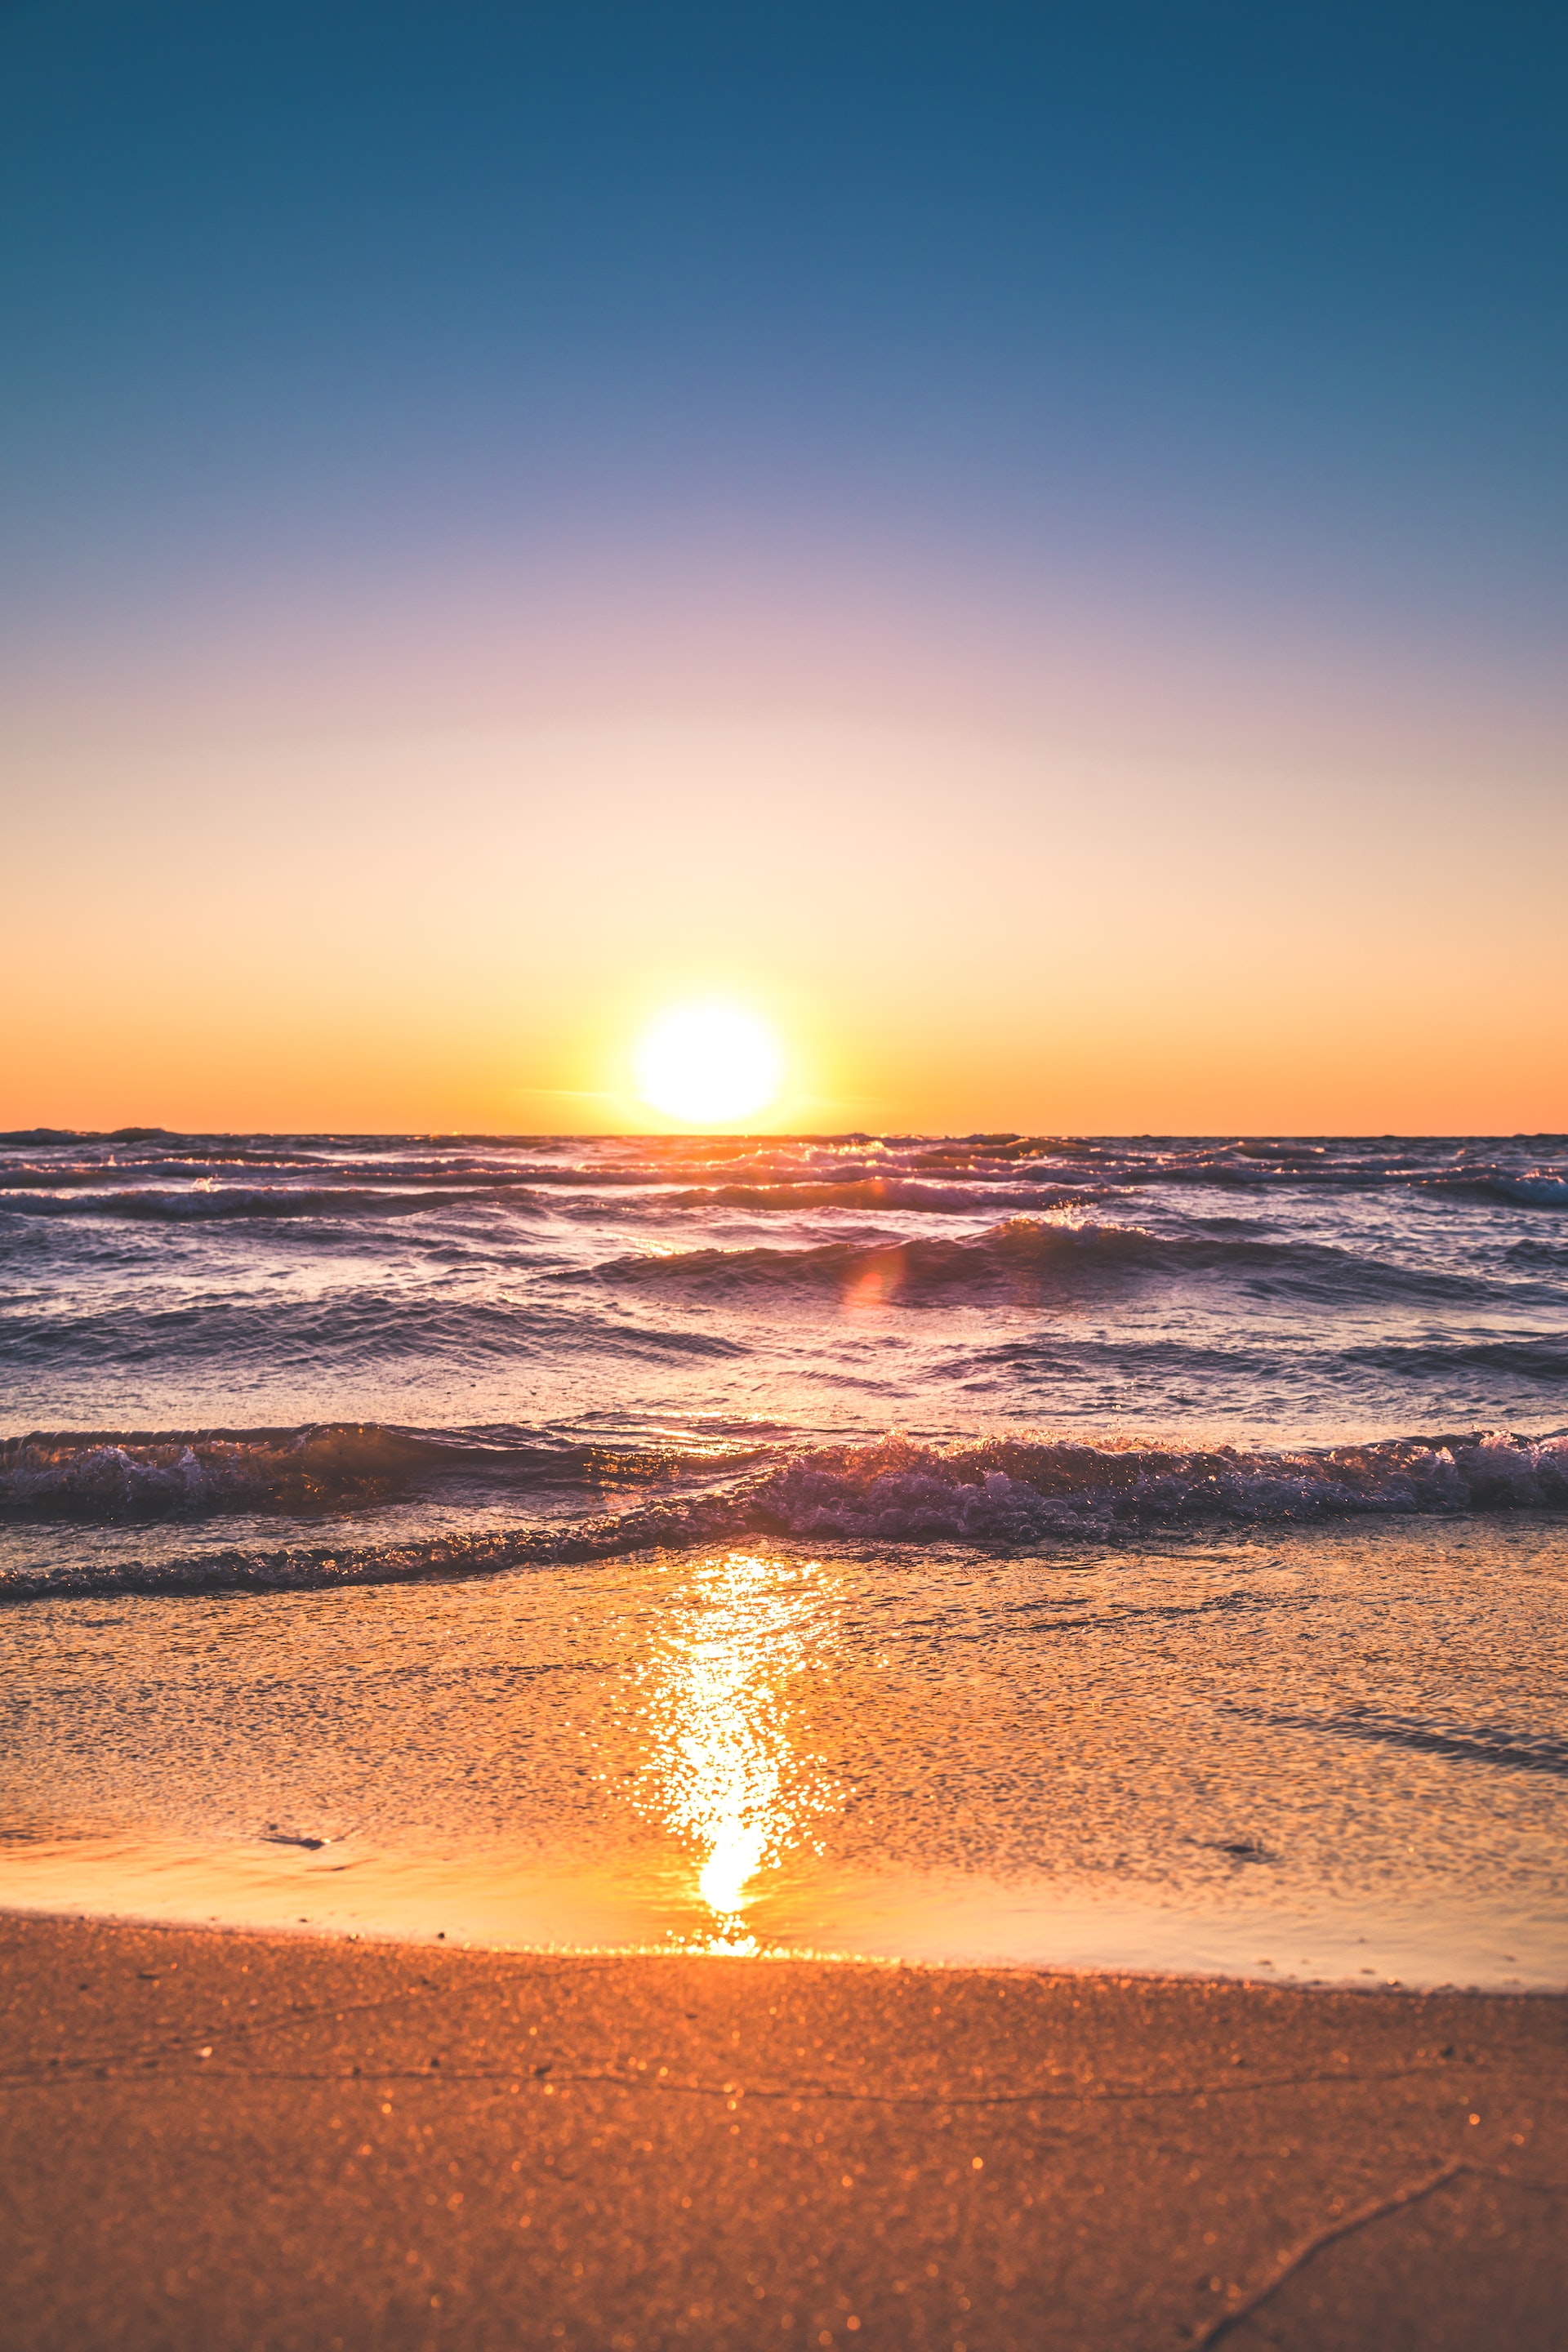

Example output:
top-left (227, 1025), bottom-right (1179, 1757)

top-left (635, 1004), bottom-right (785, 1126)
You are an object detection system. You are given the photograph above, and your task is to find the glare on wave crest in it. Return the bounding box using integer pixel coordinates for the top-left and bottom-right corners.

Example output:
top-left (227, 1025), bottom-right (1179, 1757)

top-left (634, 1003), bottom-right (784, 1125)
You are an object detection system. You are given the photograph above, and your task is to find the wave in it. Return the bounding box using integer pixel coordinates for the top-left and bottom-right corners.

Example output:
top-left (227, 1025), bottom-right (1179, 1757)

top-left (713, 1428), bottom-right (1568, 1539)
top-left (1343, 1336), bottom-right (1568, 1380)
top-left (873, 1138), bottom-right (1568, 1205)
top-left (0, 1126), bottom-right (183, 1145)
top-left (0, 1184), bottom-right (548, 1220)
top-left (3, 1428), bottom-right (1563, 1597)
top-left (579, 1220), bottom-right (1102, 1296)
top-left (1, 1285), bottom-right (754, 1375)
top-left (0, 1166), bottom-right (1109, 1223)
top-left (1379, 1172), bottom-right (1568, 1209)
top-left (662, 1179), bottom-right (1100, 1215)
top-left (0, 1423), bottom-right (770, 1517)
top-left (1473, 1174), bottom-right (1568, 1207)
top-left (0, 1159), bottom-right (561, 1191)
top-left (578, 1218), bottom-right (1524, 1307)
top-left (6, 1133), bottom-right (1565, 1212)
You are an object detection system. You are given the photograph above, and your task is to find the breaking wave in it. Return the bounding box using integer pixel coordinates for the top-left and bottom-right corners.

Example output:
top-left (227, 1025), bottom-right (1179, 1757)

top-left (0, 1423), bottom-right (768, 1517)
top-left (710, 1427), bottom-right (1568, 1538)
top-left (2, 1428), bottom-right (1563, 1599)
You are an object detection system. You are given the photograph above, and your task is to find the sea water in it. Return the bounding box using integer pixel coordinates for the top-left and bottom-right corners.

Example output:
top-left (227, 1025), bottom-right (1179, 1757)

top-left (2, 1130), bottom-right (1564, 1983)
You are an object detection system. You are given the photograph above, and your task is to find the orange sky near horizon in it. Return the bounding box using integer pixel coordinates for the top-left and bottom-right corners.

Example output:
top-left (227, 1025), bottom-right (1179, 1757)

top-left (7, 611), bottom-right (1564, 1138)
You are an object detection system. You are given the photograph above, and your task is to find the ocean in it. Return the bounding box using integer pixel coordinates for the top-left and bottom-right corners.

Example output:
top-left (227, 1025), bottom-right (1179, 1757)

top-left (2, 1129), bottom-right (1565, 1984)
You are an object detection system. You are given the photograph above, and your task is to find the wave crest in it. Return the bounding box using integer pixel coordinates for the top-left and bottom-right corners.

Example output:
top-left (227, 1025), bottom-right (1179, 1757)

top-left (3, 1427), bottom-right (1563, 1599)
top-left (0, 1423), bottom-right (766, 1517)
top-left (580, 1217), bottom-right (1495, 1306)
top-left (0, 1424), bottom-right (444, 1512)
top-left (1, 1184), bottom-right (545, 1220)
top-left (733, 1428), bottom-right (1568, 1539)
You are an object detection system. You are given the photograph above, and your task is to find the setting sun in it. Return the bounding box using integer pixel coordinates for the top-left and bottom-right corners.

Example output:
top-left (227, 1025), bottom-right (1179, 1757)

top-left (634, 1004), bottom-right (785, 1125)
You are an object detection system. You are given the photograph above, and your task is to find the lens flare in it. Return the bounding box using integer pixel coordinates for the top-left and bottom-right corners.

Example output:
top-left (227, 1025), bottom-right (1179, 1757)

top-left (634, 1003), bottom-right (784, 1125)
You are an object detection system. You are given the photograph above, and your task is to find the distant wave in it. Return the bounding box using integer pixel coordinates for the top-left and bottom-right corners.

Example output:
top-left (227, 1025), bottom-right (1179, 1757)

top-left (1401, 1173), bottom-right (1568, 1209)
top-left (3, 1428), bottom-right (1562, 1597)
top-left (0, 1160), bottom-right (559, 1191)
top-left (1343, 1335), bottom-right (1568, 1380)
top-left (850, 1139), bottom-right (1568, 1206)
top-left (2, 1288), bottom-right (753, 1376)
top-left (579, 1219), bottom-right (1108, 1296)
top-left (662, 1179), bottom-right (1102, 1215)
top-left (4, 1133), bottom-right (1565, 1214)
top-left (1476, 1174), bottom-right (1568, 1207)
top-left (1187, 1165), bottom-right (1568, 1208)
top-left (0, 1184), bottom-right (547, 1220)
top-left (578, 1218), bottom-right (1530, 1307)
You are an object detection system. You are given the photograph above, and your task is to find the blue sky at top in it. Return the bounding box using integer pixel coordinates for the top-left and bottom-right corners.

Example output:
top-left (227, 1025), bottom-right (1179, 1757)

top-left (2, 0), bottom-right (1562, 664)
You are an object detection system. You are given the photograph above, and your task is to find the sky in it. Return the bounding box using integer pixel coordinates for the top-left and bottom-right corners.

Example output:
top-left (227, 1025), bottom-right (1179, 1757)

top-left (3, 0), bottom-right (1564, 1135)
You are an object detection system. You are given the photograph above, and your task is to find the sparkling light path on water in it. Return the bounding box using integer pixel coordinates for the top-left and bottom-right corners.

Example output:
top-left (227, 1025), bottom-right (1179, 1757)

top-left (639, 1552), bottom-right (836, 1950)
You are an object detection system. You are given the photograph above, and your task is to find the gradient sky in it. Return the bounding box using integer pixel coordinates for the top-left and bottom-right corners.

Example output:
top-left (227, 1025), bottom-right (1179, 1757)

top-left (3, 2), bottom-right (1564, 1134)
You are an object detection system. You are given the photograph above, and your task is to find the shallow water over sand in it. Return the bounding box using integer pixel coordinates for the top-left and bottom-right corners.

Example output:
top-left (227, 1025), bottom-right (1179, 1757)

top-left (4, 1516), bottom-right (1563, 1986)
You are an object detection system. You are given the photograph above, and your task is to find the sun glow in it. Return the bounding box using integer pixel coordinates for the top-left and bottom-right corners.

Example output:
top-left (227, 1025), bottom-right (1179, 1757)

top-left (634, 1003), bottom-right (784, 1125)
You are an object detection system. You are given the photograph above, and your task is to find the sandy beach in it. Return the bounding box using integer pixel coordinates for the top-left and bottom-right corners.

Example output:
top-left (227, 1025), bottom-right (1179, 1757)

top-left (2, 1913), bottom-right (1563, 2351)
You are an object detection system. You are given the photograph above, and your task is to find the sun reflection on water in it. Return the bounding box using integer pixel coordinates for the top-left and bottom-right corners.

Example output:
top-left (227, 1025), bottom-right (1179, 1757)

top-left (641, 1551), bottom-right (832, 1949)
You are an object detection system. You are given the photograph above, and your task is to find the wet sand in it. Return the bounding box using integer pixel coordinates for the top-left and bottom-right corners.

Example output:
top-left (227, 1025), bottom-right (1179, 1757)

top-left (1, 1913), bottom-right (1564, 2351)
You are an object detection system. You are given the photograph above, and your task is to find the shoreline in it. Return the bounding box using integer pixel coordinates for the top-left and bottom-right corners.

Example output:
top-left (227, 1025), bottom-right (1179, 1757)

top-left (2, 1812), bottom-right (1563, 1992)
top-left (3, 1912), bottom-right (1563, 2349)
top-left (3, 1886), bottom-right (1564, 1998)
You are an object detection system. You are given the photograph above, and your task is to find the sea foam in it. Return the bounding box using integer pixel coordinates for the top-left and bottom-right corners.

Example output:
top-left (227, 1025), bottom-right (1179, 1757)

top-left (3, 1428), bottom-right (1564, 1600)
